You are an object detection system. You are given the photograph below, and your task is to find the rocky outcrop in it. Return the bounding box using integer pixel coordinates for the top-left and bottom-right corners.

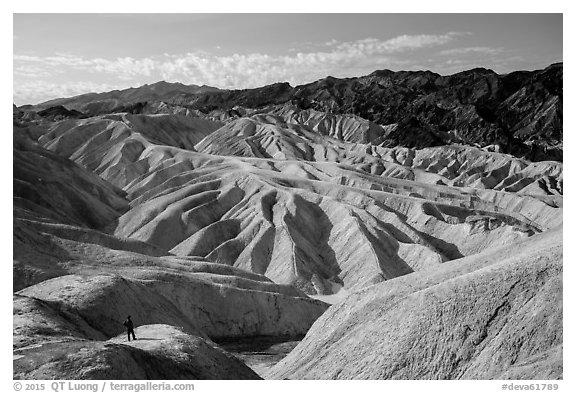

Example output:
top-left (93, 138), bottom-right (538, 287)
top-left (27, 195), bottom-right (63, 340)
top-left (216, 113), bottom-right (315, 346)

top-left (37, 105), bottom-right (85, 120)
top-left (15, 267), bottom-right (328, 341)
top-left (268, 226), bottom-right (562, 380)
top-left (14, 324), bottom-right (260, 380)
top-left (287, 64), bottom-right (562, 161)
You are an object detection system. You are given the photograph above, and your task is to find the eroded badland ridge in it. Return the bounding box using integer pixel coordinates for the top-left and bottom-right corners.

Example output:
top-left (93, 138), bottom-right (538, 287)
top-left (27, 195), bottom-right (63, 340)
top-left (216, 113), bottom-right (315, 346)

top-left (13, 64), bottom-right (562, 380)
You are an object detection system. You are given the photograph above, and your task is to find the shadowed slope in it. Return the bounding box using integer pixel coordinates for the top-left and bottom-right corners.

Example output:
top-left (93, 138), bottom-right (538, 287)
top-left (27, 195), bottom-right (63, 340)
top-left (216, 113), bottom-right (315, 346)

top-left (14, 134), bottom-right (128, 229)
top-left (267, 226), bottom-right (562, 380)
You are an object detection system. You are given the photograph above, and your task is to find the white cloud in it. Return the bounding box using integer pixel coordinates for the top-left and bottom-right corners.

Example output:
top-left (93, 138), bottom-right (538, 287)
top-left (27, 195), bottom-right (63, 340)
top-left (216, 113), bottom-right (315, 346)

top-left (14, 32), bottom-right (468, 103)
top-left (14, 54), bottom-right (156, 80)
top-left (334, 32), bottom-right (467, 55)
top-left (439, 46), bottom-right (504, 56)
top-left (13, 65), bottom-right (52, 78)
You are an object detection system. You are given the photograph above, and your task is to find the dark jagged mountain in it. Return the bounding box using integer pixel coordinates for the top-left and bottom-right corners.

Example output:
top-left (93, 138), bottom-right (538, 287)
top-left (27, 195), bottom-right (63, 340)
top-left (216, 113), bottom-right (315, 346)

top-left (37, 105), bottom-right (84, 117)
top-left (193, 64), bottom-right (562, 161)
top-left (14, 63), bottom-right (563, 380)
top-left (24, 63), bottom-right (562, 161)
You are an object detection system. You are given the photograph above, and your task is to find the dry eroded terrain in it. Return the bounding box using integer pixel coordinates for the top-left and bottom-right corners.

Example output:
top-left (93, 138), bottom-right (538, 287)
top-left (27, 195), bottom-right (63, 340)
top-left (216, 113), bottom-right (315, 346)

top-left (13, 72), bottom-right (563, 379)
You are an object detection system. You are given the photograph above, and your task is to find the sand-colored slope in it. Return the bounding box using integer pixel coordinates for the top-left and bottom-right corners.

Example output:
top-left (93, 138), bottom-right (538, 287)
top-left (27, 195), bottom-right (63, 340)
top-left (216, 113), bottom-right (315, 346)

top-left (38, 113), bottom-right (223, 188)
top-left (272, 105), bottom-right (385, 143)
top-left (372, 144), bottom-right (563, 196)
top-left (267, 226), bottom-right (562, 380)
top-left (112, 151), bottom-right (559, 294)
top-left (195, 114), bottom-right (562, 197)
top-left (32, 112), bottom-right (562, 295)
top-left (37, 112), bottom-right (563, 201)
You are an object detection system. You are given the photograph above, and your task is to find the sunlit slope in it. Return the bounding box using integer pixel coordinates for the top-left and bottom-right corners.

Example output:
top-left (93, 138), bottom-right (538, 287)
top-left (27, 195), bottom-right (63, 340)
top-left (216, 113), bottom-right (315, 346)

top-left (34, 113), bottom-right (561, 295)
top-left (268, 226), bottom-right (562, 379)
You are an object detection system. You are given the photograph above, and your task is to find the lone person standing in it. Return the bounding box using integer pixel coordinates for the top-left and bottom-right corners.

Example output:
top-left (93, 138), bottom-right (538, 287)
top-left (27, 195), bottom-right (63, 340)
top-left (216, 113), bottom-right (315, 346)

top-left (123, 315), bottom-right (137, 341)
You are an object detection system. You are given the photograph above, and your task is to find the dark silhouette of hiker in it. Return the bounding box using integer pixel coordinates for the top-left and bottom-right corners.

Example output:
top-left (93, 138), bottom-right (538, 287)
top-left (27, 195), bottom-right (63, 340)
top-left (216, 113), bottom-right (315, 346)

top-left (123, 315), bottom-right (137, 341)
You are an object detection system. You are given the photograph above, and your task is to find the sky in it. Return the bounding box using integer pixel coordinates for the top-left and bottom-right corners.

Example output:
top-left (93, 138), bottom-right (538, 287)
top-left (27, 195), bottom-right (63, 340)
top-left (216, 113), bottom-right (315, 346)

top-left (13, 13), bottom-right (563, 105)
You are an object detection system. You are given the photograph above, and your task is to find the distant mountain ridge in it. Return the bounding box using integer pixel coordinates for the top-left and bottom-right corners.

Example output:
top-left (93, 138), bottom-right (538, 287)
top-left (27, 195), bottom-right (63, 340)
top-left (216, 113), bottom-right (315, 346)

top-left (24, 63), bottom-right (562, 161)
top-left (32, 81), bottom-right (221, 113)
